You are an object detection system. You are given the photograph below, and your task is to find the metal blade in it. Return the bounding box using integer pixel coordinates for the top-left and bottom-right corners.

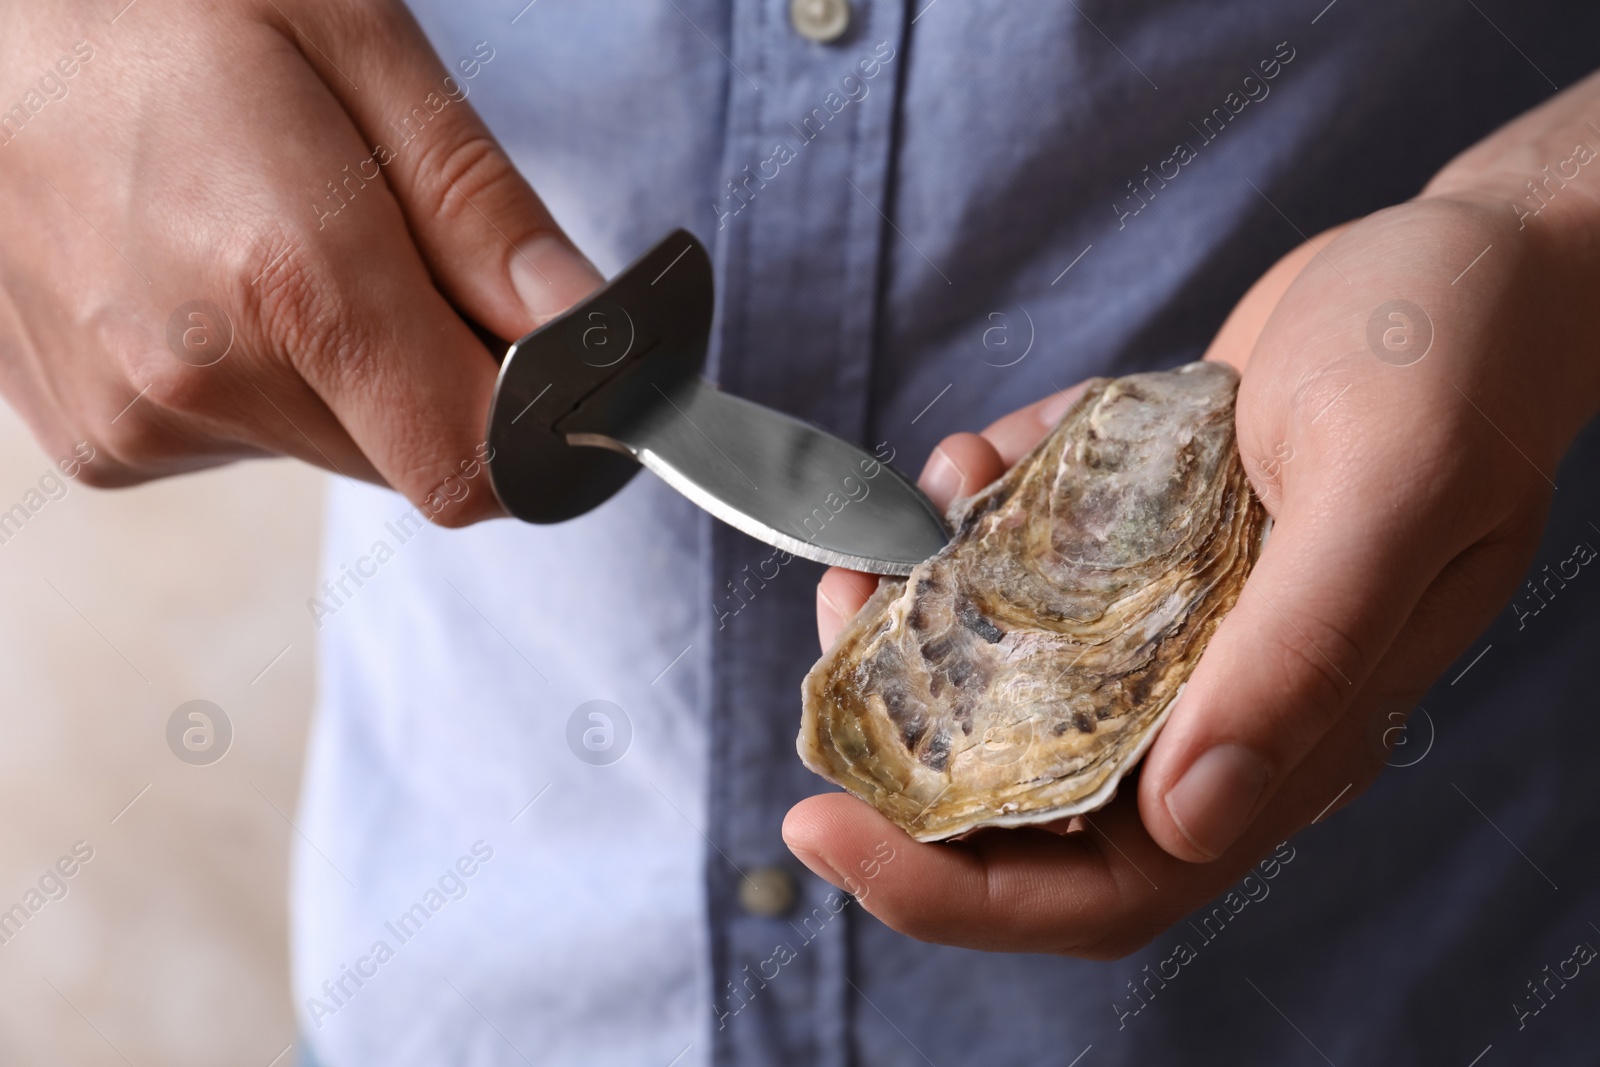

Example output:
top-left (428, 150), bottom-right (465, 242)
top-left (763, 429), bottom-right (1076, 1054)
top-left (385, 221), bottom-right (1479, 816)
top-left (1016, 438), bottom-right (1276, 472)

top-left (567, 377), bottom-right (949, 575)
top-left (483, 228), bottom-right (949, 575)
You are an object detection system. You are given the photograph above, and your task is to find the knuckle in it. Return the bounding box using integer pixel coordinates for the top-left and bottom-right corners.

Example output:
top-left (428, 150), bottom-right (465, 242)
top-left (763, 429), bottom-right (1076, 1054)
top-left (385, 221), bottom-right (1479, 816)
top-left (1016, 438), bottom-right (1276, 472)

top-left (94, 407), bottom-right (175, 472)
top-left (129, 357), bottom-right (219, 419)
top-left (113, 314), bottom-right (229, 422)
top-left (415, 131), bottom-right (532, 232)
top-left (230, 231), bottom-right (381, 394)
top-left (229, 231), bottom-right (325, 354)
top-left (96, 359), bottom-right (202, 472)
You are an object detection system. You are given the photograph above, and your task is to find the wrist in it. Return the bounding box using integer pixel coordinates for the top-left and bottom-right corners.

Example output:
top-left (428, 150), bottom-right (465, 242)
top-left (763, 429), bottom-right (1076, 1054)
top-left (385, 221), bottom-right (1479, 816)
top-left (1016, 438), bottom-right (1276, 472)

top-left (1408, 180), bottom-right (1600, 456)
top-left (1414, 73), bottom-right (1600, 448)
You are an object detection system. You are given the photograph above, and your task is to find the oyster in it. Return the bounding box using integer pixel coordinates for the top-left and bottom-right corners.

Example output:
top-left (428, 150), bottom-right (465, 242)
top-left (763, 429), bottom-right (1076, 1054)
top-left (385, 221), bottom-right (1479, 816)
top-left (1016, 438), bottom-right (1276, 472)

top-left (799, 361), bottom-right (1267, 841)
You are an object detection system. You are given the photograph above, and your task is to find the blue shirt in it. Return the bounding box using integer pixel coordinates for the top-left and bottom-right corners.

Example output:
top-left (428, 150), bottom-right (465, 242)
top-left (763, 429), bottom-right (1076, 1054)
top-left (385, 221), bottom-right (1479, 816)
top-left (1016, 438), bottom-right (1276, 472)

top-left (295, 2), bottom-right (1600, 1064)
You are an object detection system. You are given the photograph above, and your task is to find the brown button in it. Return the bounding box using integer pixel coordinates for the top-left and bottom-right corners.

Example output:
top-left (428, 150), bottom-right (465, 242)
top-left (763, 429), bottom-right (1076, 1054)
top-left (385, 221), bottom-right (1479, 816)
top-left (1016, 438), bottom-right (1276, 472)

top-left (739, 866), bottom-right (798, 917)
top-left (790, 0), bottom-right (851, 43)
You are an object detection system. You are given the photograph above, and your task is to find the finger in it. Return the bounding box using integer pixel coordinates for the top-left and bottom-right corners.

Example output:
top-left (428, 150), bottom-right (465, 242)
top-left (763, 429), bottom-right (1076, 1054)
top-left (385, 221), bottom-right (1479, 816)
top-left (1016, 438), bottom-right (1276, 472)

top-left (815, 432), bottom-right (1007, 647)
top-left (979, 382), bottom-right (1087, 466)
top-left (1136, 482), bottom-right (1445, 862)
top-left (274, 2), bottom-right (603, 339)
top-left (783, 787), bottom-right (1194, 956)
top-left (194, 18), bottom-right (520, 523)
top-left (817, 568), bottom-right (878, 649)
top-left (919, 432), bottom-right (1004, 511)
top-left (117, 371), bottom-right (380, 486)
top-left (235, 375), bottom-right (385, 483)
top-left (783, 792), bottom-right (1103, 953)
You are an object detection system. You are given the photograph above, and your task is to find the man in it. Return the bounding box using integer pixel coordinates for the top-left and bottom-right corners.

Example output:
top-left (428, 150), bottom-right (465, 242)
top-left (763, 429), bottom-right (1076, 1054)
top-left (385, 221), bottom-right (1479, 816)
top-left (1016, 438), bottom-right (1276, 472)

top-left (2, 1), bottom-right (1597, 1063)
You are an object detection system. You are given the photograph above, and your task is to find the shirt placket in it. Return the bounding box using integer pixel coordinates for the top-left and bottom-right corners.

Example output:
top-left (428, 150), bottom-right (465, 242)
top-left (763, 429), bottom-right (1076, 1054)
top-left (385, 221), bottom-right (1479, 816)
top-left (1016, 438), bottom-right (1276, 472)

top-left (704, 2), bottom-right (909, 1064)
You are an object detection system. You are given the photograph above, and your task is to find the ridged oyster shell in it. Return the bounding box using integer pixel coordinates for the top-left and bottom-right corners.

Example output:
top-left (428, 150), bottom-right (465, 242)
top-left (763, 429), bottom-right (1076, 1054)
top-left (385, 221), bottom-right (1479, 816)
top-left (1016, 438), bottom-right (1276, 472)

top-left (799, 362), bottom-right (1267, 841)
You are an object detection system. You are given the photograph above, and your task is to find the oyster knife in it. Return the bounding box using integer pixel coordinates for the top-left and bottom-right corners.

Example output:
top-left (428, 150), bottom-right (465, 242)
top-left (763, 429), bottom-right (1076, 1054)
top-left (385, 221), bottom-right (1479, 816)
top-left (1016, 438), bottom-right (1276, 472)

top-left (481, 230), bottom-right (949, 576)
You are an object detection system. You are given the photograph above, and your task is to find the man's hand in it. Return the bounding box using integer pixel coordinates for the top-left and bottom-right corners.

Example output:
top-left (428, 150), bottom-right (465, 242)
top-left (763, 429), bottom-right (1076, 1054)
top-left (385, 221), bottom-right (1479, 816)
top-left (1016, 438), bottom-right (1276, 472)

top-left (784, 74), bottom-right (1600, 955)
top-left (0, 0), bottom-right (601, 522)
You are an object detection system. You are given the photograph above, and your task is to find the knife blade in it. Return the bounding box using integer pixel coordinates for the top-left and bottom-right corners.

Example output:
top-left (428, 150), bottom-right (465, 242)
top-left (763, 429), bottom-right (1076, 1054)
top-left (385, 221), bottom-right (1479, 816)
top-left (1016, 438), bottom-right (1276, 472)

top-left (483, 230), bottom-right (949, 575)
top-left (568, 376), bottom-right (949, 573)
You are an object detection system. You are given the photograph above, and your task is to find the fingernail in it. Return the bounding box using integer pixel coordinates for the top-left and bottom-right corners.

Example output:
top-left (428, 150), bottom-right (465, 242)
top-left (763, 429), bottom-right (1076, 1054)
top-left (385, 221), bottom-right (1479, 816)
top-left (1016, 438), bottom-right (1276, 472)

top-left (1163, 743), bottom-right (1270, 860)
top-left (510, 234), bottom-right (603, 325)
top-left (920, 446), bottom-right (965, 509)
top-left (1038, 388), bottom-right (1077, 428)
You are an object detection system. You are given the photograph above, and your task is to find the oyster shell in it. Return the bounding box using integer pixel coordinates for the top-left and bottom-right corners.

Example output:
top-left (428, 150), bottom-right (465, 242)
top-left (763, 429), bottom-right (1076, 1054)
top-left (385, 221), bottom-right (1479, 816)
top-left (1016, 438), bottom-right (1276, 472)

top-left (799, 361), bottom-right (1267, 841)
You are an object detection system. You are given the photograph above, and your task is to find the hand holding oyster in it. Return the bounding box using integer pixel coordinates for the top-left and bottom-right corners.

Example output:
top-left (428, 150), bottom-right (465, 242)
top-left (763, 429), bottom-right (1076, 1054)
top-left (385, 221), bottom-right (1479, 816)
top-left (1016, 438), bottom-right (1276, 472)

top-left (800, 362), bottom-right (1268, 841)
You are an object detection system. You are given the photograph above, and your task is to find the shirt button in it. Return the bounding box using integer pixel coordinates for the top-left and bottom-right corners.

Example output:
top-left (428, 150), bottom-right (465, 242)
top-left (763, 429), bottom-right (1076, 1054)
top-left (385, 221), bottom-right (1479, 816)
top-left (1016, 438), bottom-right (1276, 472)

top-left (790, 0), bottom-right (851, 43)
top-left (739, 866), bottom-right (798, 917)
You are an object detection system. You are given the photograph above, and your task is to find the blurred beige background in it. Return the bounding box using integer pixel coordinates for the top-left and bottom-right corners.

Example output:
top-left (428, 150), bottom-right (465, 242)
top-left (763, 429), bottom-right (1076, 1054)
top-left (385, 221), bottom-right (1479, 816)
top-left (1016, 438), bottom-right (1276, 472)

top-left (0, 397), bottom-right (325, 1064)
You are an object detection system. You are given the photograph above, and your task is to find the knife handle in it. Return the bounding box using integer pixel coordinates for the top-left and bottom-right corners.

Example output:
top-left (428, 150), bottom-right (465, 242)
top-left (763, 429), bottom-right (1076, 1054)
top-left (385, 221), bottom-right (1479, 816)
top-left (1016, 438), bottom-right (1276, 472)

top-left (481, 229), bottom-right (714, 524)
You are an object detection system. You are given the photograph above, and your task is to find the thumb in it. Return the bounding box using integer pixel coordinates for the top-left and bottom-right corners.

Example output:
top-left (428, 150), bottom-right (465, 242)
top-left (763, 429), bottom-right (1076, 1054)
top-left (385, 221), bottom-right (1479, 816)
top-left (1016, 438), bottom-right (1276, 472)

top-left (283, 4), bottom-right (603, 339)
top-left (1136, 481), bottom-right (1440, 862)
